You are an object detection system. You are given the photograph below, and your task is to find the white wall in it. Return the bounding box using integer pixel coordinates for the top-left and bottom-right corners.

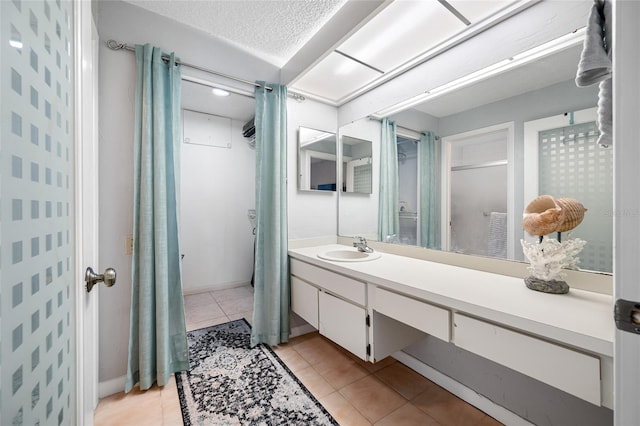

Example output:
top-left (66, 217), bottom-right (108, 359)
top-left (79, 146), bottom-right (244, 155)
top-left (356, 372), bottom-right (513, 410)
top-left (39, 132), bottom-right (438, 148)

top-left (96, 0), bottom-right (279, 388)
top-left (287, 98), bottom-right (338, 240)
top-left (96, 22), bottom-right (136, 392)
top-left (179, 118), bottom-right (255, 294)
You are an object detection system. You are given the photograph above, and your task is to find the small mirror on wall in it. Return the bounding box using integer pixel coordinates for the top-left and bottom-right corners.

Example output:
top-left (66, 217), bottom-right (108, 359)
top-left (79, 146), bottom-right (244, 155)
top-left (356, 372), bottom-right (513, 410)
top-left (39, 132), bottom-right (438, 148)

top-left (342, 136), bottom-right (373, 194)
top-left (298, 127), bottom-right (337, 191)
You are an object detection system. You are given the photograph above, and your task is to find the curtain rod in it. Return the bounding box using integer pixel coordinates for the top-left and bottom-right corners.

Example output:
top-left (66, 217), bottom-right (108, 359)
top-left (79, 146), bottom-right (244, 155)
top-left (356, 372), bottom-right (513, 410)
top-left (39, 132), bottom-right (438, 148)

top-left (367, 116), bottom-right (440, 140)
top-left (105, 39), bottom-right (306, 102)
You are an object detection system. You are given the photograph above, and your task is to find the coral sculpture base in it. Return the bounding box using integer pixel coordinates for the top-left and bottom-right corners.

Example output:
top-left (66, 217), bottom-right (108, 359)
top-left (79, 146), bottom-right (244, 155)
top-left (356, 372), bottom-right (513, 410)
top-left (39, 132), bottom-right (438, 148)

top-left (524, 276), bottom-right (569, 294)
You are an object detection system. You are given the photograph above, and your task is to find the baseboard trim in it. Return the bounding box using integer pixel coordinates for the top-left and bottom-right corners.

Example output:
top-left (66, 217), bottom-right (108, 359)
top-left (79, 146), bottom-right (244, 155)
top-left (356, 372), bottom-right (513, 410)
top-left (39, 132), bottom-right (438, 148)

top-left (98, 375), bottom-right (126, 398)
top-left (182, 281), bottom-right (252, 296)
top-left (393, 351), bottom-right (533, 426)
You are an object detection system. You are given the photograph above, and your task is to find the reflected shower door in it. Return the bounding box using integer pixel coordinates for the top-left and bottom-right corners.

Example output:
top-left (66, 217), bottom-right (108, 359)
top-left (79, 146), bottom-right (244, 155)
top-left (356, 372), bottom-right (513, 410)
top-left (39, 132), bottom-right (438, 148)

top-left (450, 165), bottom-right (508, 256)
top-left (445, 127), bottom-right (510, 257)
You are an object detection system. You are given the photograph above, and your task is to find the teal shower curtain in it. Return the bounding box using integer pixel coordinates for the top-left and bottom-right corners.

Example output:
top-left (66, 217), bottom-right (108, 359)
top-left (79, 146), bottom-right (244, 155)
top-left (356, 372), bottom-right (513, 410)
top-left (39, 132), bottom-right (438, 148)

top-left (419, 131), bottom-right (440, 249)
top-left (251, 82), bottom-right (289, 347)
top-left (126, 44), bottom-right (189, 392)
top-left (379, 118), bottom-right (399, 241)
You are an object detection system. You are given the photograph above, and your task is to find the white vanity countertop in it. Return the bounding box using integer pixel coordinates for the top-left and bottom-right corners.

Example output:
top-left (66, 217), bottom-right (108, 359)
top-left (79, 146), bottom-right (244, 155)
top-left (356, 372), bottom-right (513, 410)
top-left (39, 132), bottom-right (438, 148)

top-left (289, 244), bottom-right (614, 357)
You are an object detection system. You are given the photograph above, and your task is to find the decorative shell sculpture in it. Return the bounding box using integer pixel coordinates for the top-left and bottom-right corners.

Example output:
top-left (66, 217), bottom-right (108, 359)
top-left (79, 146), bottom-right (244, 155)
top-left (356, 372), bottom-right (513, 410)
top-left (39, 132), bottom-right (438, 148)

top-left (522, 195), bottom-right (587, 236)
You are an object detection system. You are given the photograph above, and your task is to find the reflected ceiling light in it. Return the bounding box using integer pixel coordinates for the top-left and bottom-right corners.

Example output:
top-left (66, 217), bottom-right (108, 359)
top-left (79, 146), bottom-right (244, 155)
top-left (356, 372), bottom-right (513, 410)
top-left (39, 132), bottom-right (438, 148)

top-left (300, 131), bottom-right (333, 147)
top-left (375, 28), bottom-right (586, 118)
top-left (9, 39), bottom-right (23, 49)
top-left (211, 88), bottom-right (230, 97)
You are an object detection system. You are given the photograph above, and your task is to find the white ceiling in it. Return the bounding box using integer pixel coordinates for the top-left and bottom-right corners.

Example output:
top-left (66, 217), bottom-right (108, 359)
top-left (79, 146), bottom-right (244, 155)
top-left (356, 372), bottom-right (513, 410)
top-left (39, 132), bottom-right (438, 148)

top-left (122, 0), bottom-right (348, 67)
top-left (121, 0), bottom-right (585, 123)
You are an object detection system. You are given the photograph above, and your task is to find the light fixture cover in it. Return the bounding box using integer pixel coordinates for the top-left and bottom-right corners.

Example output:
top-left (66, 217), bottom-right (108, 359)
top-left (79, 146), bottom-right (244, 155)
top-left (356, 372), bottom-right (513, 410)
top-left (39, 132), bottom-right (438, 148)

top-left (211, 88), bottom-right (230, 97)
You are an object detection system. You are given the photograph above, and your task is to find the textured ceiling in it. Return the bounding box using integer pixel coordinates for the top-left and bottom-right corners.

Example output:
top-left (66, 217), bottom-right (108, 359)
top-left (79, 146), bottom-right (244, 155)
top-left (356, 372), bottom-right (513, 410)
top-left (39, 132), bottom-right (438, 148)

top-left (123, 0), bottom-right (348, 67)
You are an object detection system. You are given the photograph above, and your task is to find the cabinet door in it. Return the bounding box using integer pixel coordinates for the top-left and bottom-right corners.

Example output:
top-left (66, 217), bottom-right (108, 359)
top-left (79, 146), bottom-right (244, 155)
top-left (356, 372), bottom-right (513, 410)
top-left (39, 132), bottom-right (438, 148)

top-left (291, 277), bottom-right (319, 329)
top-left (319, 292), bottom-right (368, 360)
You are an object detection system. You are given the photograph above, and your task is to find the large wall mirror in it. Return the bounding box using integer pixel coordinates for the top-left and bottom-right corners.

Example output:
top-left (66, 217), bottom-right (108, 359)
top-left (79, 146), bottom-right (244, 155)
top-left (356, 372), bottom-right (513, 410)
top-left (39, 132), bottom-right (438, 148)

top-left (338, 26), bottom-right (613, 274)
top-left (298, 127), bottom-right (337, 191)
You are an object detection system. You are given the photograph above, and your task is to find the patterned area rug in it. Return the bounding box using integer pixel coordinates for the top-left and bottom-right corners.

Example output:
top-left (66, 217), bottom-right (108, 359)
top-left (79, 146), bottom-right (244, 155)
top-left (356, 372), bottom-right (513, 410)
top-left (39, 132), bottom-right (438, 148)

top-left (176, 319), bottom-right (337, 425)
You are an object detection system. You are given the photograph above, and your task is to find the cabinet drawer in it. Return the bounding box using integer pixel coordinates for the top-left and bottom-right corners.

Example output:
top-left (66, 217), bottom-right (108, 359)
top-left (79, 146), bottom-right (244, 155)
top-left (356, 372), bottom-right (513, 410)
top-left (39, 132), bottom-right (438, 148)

top-left (453, 313), bottom-right (601, 405)
top-left (290, 259), bottom-right (365, 305)
top-left (374, 287), bottom-right (450, 342)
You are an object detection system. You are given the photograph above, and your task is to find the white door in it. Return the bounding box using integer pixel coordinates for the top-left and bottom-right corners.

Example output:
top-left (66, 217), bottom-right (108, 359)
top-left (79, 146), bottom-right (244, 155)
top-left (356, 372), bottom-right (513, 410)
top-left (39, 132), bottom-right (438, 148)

top-left (614, 2), bottom-right (640, 424)
top-left (75, 0), bottom-right (100, 424)
top-left (1, 1), bottom-right (99, 424)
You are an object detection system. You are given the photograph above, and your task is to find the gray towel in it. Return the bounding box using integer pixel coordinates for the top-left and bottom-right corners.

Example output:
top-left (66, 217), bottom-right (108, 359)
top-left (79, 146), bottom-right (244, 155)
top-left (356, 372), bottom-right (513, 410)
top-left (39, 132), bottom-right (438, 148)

top-left (597, 78), bottom-right (612, 147)
top-left (576, 0), bottom-right (612, 147)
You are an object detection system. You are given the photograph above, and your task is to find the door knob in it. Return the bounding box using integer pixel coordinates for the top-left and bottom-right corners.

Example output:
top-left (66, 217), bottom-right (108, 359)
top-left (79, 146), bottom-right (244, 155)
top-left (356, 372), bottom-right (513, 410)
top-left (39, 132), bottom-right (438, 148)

top-left (85, 267), bottom-right (116, 293)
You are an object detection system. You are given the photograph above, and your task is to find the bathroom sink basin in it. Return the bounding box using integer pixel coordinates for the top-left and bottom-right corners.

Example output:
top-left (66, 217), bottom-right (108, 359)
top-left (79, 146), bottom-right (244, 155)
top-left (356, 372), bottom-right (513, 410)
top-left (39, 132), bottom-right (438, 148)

top-left (317, 249), bottom-right (381, 262)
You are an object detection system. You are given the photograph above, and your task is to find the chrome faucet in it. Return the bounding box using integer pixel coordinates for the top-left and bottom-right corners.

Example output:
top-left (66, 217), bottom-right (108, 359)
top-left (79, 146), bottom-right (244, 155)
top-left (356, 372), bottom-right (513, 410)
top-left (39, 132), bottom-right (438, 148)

top-left (353, 236), bottom-right (374, 253)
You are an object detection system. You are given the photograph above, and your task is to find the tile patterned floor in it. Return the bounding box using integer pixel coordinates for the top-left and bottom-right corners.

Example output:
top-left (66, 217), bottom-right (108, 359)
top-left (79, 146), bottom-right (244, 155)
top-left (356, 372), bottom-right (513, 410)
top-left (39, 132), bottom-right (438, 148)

top-left (94, 284), bottom-right (503, 425)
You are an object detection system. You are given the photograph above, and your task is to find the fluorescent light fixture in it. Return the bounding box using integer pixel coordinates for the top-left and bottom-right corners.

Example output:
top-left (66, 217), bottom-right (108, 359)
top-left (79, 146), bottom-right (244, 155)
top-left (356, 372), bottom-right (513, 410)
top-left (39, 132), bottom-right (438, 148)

top-left (211, 88), bottom-right (230, 97)
top-left (339, 0), bottom-right (449, 72)
top-left (9, 39), bottom-right (23, 49)
top-left (337, 0), bottom-right (536, 106)
top-left (375, 28), bottom-right (586, 117)
top-left (335, 58), bottom-right (359, 76)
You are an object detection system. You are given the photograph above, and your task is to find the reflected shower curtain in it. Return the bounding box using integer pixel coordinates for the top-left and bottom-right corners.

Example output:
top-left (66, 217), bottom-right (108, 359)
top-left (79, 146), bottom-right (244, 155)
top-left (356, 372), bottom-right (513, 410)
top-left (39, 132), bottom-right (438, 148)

top-left (378, 118), bottom-right (399, 241)
top-left (251, 82), bottom-right (289, 347)
top-left (126, 44), bottom-right (189, 392)
top-left (419, 131), bottom-right (441, 249)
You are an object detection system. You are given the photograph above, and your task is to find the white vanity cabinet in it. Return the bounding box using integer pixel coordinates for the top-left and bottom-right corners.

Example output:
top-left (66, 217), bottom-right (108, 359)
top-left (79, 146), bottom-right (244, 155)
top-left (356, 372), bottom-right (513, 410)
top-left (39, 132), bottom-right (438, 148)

top-left (290, 258), bottom-right (371, 360)
top-left (288, 244), bottom-right (614, 409)
top-left (290, 257), bottom-right (435, 362)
